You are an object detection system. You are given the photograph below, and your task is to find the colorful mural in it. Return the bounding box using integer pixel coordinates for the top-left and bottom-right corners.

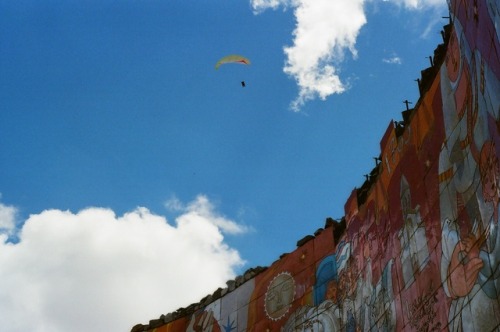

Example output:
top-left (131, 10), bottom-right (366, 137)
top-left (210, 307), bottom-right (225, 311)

top-left (137, 0), bottom-right (500, 331)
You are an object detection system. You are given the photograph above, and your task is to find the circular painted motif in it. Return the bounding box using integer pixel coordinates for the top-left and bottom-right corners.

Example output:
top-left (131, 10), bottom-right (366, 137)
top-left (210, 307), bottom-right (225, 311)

top-left (264, 272), bottom-right (295, 320)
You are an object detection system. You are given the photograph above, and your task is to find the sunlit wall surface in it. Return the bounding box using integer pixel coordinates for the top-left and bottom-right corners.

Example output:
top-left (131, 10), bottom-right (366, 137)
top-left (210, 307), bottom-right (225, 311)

top-left (138, 0), bottom-right (500, 330)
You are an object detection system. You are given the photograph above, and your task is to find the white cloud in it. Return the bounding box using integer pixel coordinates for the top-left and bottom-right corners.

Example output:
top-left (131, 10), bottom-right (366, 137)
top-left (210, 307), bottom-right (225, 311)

top-left (252, 0), bottom-right (366, 112)
top-left (250, 0), bottom-right (447, 111)
top-left (182, 196), bottom-right (251, 235)
top-left (0, 196), bottom-right (247, 332)
top-left (164, 194), bottom-right (185, 212)
top-left (166, 195), bottom-right (251, 235)
top-left (285, 0), bottom-right (366, 111)
top-left (0, 201), bottom-right (16, 235)
top-left (382, 56), bottom-right (402, 64)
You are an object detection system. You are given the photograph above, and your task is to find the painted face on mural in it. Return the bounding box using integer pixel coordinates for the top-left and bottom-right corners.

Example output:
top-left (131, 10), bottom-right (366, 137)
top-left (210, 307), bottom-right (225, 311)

top-left (264, 272), bottom-right (295, 320)
top-left (446, 30), bottom-right (461, 83)
top-left (326, 279), bottom-right (339, 303)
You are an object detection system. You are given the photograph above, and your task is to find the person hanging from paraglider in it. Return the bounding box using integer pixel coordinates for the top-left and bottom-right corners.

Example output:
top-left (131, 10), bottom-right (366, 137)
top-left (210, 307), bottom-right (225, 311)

top-left (215, 54), bottom-right (250, 87)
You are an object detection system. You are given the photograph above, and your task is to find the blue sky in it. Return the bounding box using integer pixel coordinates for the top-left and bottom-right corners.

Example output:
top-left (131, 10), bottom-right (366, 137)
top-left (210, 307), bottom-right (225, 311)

top-left (0, 0), bottom-right (448, 331)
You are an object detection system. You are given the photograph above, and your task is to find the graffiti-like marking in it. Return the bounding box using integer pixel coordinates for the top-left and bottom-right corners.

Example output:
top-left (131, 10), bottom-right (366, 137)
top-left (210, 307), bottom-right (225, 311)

top-left (406, 287), bottom-right (441, 332)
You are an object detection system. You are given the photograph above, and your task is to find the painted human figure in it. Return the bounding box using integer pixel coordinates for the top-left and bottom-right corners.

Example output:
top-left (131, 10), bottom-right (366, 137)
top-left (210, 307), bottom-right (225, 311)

top-left (337, 256), bottom-right (356, 331)
top-left (369, 260), bottom-right (395, 332)
top-left (398, 176), bottom-right (429, 289)
top-left (439, 13), bottom-right (500, 330)
top-left (356, 233), bottom-right (395, 332)
top-left (282, 299), bottom-right (341, 332)
top-left (360, 235), bottom-right (373, 331)
top-left (477, 140), bottom-right (500, 298)
top-left (282, 258), bottom-right (341, 331)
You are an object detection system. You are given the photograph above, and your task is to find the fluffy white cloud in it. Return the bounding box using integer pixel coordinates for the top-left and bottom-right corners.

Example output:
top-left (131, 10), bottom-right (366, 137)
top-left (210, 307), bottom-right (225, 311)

top-left (251, 0), bottom-right (447, 111)
top-left (0, 195), bottom-right (246, 332)
top-left (252, 0), bottom-right (366, 112)
top-left (285, 0), bottom-right (366, 111)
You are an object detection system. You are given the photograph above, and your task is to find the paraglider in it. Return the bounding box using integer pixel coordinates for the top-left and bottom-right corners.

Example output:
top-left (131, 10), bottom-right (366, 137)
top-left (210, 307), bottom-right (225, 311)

top-left (215, 55), bottom-right (250, 87)
top-left (215, 55), bottom-right (251, 70)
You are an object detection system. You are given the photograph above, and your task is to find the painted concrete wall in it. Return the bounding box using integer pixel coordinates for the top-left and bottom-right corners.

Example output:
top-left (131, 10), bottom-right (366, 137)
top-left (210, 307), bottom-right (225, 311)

top-left (136, 0), bottom-right (500, 330)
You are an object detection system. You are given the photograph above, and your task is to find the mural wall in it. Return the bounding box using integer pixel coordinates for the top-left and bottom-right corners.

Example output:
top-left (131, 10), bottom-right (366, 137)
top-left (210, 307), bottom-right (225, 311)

top-left (134, 0), bottom-right (500, 330)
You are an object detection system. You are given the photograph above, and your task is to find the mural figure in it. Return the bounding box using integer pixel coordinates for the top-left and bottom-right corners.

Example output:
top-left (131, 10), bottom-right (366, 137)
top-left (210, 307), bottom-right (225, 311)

top-left (398, 175), bottom-right (429, 289)
top-left (282, 254), bottom-right (342, 331)
top-left (369, 259), bottom-right (395, 332)
top-left (357, 233), bottom-right (374, 331)
top-left (336, 243), bottom-right (359, 332)
top-left (282, 299), bottom-right (342, 331)
top-left (439, 9), bottom-right (500, 330)
top-left (335, 239), bottom-right (396, 332)
top-left (313, 255), bottom-right (338, 306)
top-left (477, 139), bottom-right (500, 296)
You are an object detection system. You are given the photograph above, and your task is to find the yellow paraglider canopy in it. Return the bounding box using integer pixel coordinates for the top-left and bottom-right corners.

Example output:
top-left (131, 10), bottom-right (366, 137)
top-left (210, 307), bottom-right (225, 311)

top-left (215, 55), bottom-right (251, 70)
